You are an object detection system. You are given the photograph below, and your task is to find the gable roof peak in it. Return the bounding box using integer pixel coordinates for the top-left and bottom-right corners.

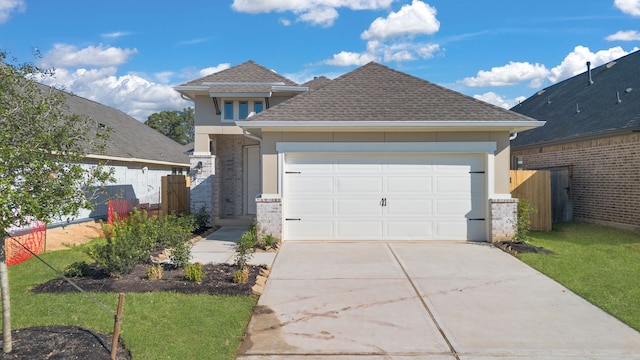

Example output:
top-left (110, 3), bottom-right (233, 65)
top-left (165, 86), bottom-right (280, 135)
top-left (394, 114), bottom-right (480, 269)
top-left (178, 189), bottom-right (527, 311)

top-left (180, 60), bottom-right (298, 87)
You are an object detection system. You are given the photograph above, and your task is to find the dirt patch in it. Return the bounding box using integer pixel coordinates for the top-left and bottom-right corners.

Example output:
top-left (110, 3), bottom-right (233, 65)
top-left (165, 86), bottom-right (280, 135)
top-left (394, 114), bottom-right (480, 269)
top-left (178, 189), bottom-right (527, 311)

top-left (496, 241), bottom-right (554, 255)
top-left (0, 325), bottom-right (131, 359)
top-left (45, 221), bottom-right (104, 251)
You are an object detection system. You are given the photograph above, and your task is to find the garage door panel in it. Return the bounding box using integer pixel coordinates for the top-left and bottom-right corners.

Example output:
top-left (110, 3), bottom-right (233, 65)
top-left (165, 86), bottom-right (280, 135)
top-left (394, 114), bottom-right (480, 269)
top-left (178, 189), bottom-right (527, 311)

top-left (287, 176), bottom-right (333, 194)
top-left (336, 198), bottom-right (383, 216)
top-left (386, 198), bottom-right (433, 216)
top-left (435, 221), bottom-right (469, 239)
top-left (337, 176), bottom-right (383, 193)
top-left (435, 199), bottom-right (471, 216)
top-left (435, 176), bottom-right (472, 194)
top-left (286, 198), bottom-right (334, 216)
top-left (386, 176), bottom-right (433, 193)
top-left (335, 163), bottom-right (384, 173)
top-left (286, 220), bottom-right (334, 239)
top-left (337, 220), bottom-right (383, 238)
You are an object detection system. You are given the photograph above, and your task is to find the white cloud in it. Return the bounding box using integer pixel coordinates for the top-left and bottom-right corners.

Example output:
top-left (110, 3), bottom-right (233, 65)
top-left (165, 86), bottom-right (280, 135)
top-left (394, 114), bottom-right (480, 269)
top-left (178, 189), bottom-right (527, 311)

top-left (298, 6), bottom-right (339, 27)
top-left (325, 51), bottom-right (377, 66)
top-left (548, 45), bottom-right (633, 83)
top-left (605, 30), bottom-right (640, 41)
top-left (154, 71), bottom-right (174, 84)
top-left (324, 40), bottom-right (440, 66)
top-left (101, 31), bottom-right (131, 39)
top-left (0, 0), bottom-right (25, 24)
top-left (361, 0), bottom-right (440, 40)
top-left (42, 67), bottom-right (190, 121)
top-left (41, 44), bottom-right (137, 67)
top-left (231, 0), bottom-right (393, 26)
top-left (199, 63), bottom-right (231, 77)
top-left (614, 0), bottom-right (640, 16)
top-left (279, 18), bottom-right (292, 26)
top-left (462, 61), bottom-right (550, 87)
top-left (473, 92), bottom-right (526, 109)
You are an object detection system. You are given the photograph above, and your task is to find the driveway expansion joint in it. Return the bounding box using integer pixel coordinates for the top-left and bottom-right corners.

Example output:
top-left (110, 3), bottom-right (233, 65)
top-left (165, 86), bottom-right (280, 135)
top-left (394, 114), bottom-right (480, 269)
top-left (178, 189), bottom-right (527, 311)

top-left (386, 242), bottom-right (460, 360)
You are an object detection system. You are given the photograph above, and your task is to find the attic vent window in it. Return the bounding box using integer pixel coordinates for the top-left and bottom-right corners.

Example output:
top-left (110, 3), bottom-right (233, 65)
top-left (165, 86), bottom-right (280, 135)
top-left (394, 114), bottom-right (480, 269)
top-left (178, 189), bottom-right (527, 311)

top-left (625, 88), bottom-right (633, 93)
top-left (537, 90), bottom-right (546, 96)
top-left (606, 61), bottom-right (617, 69)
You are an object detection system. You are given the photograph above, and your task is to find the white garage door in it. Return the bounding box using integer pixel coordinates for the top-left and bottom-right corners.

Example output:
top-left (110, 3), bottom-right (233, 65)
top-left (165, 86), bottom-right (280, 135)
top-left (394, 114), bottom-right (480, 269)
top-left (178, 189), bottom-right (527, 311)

top-left (283, 153), bottom-right (486, 241)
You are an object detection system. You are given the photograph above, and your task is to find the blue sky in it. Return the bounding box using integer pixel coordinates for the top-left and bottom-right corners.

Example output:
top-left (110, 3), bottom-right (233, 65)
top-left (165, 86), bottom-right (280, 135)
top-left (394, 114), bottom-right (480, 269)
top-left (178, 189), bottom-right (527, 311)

top-left (1, 0), bottom-right (639, 121)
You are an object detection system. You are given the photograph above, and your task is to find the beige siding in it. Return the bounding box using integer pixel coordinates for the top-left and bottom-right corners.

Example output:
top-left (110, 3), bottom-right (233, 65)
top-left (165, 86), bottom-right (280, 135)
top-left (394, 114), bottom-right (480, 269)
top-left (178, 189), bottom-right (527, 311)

top-left (260, 130), bottom-right (512, 195)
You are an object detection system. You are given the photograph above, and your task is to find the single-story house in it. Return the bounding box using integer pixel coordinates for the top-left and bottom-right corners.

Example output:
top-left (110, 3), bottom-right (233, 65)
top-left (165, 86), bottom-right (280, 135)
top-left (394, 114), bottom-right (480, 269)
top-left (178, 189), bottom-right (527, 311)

top-left (511, 50), bottom-right (640, 232)
top-left (175, 61), bottom-right (544, 242)
top-left (49, 85), bottom-right (190, 225)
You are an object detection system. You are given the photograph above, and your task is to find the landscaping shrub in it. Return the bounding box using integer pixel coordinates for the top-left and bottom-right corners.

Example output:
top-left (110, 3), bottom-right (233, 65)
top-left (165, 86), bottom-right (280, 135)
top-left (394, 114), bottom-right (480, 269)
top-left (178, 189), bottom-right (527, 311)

top-left (170, 241), bottom-right (192, 268)
top-left (86, 209), bottom-right (197, 276)
top-left (184, 262), bottom-right (204, 282)
top-left (263, 234), bottom-right (276, 248)
top-left (234, 228), bottom-right (256, 269)
top-left (232, 266), bottom-right (249, 284)
top-left (145, 264), bottom-right (164, 280)
top-left (63, 261), bottom-right (91, 277)
top-left (514, 198), bottom-right (536, 243)
top-left (193, 206), bottom-right (209, 230)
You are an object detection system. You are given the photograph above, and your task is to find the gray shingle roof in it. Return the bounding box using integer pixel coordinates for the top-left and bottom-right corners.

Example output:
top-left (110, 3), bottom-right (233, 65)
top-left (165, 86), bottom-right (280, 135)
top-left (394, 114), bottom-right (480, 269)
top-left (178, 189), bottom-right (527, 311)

top-left (511, 50), bottom-right (640, 148)
top-left (301, 76), bottom-right (332, 91)
top-left (46, 84), bottom-right (189, 165)
top-left (181, 60), bottom-right (298, 87)
top-left (247, 62), bottom-right (537, 122)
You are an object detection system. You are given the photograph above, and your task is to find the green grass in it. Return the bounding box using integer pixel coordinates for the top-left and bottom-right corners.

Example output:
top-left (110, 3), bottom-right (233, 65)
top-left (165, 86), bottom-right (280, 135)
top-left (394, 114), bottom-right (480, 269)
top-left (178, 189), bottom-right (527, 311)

top-left (8, 248), bottom-right (257, 359)
top-left (517, 221), bottom-right (640, 331)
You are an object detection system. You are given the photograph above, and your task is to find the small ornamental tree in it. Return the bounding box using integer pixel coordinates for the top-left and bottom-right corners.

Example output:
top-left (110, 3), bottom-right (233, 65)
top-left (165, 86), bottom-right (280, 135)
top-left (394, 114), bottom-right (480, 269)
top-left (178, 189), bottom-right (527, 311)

top-left (0, 51), bottom-right (113, 353)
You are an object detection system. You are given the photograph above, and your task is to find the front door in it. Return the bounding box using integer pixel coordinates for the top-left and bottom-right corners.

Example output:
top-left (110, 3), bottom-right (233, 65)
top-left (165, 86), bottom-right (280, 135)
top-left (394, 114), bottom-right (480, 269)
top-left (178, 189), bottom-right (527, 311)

top-left (244, 146), bottom-right (260, 215)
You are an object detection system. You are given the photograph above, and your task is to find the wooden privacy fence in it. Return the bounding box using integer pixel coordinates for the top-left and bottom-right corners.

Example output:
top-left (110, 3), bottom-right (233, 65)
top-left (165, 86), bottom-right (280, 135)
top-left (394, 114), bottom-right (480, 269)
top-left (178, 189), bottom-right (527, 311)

top-left (510, 170), bottom-right (552, 231)
top-left (161, 175), bottom-right (190, 216)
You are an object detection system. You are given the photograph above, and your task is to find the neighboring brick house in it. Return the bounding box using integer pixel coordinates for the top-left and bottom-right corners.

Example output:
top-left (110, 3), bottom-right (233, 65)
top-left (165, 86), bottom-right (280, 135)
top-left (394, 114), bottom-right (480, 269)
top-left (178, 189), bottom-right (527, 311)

top-left (176, 61), bottom-right (543, 242)
top-left (511, 50), bottom-right (640, 232)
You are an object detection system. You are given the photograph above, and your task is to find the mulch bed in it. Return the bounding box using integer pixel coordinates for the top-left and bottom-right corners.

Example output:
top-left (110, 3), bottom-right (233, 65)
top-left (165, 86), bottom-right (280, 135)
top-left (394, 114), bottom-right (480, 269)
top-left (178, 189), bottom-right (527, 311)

top-left (32, 263), bottom-right (262, 295)
top-left (495, 241), bottom-right (554, 255)
top-left (0, 325), bottom-right (130, 359)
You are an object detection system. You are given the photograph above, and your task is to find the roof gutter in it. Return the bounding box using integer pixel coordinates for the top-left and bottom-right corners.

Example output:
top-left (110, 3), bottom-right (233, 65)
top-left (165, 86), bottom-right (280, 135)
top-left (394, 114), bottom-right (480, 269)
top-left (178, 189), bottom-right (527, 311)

top-left (236, 120), bottom-right (546, 132)
top-left (85, 154), bottom-right (189, 167)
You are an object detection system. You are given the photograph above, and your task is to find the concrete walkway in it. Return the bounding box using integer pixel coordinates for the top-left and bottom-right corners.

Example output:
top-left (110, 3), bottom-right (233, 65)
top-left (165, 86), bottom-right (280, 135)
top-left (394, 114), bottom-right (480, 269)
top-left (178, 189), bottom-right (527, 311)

top-left (190, 226), bottom-right (277, 266)
top-left (238, 241), bottom-right (640, 359)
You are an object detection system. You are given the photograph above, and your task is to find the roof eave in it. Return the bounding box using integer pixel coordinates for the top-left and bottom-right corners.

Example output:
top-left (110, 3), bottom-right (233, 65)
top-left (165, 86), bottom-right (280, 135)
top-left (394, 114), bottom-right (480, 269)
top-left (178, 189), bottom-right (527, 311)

top-left (236, 120), bottom-right (546, 133)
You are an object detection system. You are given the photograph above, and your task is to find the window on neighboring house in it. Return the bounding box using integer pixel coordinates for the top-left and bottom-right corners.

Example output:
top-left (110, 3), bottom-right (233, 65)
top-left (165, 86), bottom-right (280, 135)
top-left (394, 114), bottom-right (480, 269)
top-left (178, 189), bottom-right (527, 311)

top-left (224, 101), bottom-right (233, 120)
top-left (254, 101), bottom-right (263, 114)
top-left (239, 101), bottom-right (249, 119)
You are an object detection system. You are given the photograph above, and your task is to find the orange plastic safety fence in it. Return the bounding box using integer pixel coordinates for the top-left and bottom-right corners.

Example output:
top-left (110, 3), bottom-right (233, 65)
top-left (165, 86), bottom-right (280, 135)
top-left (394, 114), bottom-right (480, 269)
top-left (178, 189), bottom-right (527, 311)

top-left (5, 221), bottom-right (46, 266)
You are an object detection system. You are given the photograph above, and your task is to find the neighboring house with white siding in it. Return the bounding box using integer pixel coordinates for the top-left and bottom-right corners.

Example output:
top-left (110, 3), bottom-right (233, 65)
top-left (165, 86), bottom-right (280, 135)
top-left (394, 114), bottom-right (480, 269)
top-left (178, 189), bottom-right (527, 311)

top-left (47, 85), bottom-right (190, 225)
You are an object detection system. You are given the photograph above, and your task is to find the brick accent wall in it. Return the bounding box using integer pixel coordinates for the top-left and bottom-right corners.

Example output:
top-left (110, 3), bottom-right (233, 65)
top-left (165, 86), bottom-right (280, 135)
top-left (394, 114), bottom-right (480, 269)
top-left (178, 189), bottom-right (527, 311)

top-left (189, 155), bottom-right (219, 226)
top-left (512, 133), bottom-right (640, 231)
top-left (256, 196), bottom-right (282, 241)
top-left (489, 198), bottom-right (518, 242)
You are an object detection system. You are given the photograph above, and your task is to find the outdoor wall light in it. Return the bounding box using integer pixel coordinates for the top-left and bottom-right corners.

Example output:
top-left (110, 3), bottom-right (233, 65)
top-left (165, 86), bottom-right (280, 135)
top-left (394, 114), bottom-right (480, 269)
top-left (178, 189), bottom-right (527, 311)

top-left (194, 161), bottom-right (203, 174)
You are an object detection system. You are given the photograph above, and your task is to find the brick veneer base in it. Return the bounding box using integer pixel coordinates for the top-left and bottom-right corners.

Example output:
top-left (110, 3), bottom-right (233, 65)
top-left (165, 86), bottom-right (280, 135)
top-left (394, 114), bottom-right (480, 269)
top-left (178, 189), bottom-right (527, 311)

top-left (490, 198), bottom-right (518, 242)
top-left (256, 196), bottom-right (282, 241)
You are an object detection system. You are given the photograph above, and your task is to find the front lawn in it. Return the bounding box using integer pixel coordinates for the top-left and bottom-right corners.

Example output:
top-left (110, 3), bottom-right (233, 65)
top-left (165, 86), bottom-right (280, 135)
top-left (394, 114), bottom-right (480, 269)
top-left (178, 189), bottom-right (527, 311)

top-left (517, 222), bottom-right (640, 331)
top-left (8, 248), bottom-right (256, 359)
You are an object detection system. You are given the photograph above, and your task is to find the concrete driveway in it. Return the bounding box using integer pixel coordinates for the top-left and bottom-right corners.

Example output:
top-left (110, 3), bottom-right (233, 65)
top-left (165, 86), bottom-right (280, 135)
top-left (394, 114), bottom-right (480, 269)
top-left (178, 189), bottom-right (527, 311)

top-left (237, 241), bottom-right (640, 359)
